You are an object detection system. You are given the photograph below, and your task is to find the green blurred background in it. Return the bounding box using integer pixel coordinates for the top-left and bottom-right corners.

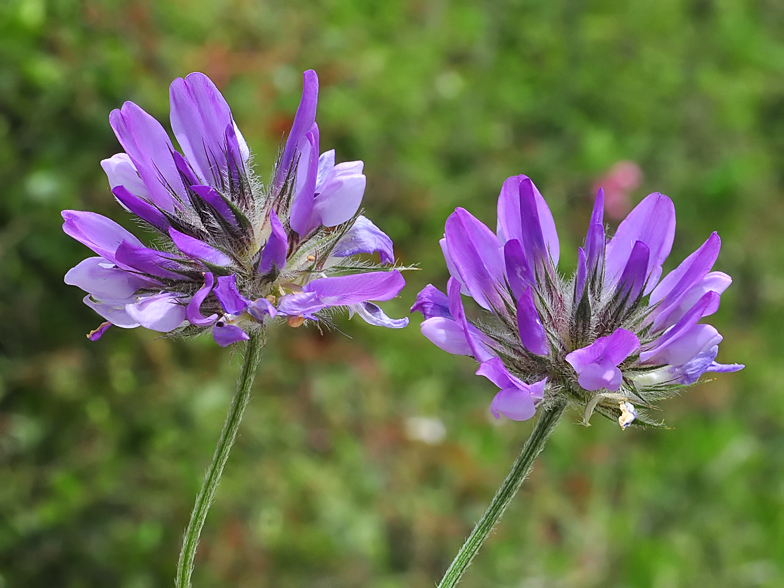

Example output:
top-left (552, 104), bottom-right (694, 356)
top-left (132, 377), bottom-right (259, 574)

top-left (0, 0), bottom-right (779, 586)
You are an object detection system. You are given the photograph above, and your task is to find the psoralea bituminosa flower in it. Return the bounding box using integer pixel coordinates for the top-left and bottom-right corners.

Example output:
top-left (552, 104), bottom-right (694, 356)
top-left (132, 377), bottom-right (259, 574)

top-left (64, 70), bottom-right (407, 346)
top-left (412, 175), bottom-right (742, 428)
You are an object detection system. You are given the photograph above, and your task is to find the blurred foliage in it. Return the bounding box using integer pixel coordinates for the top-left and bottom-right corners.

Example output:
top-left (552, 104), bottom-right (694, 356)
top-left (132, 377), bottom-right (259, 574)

top-left (0, 0), bottom-right (782, 586)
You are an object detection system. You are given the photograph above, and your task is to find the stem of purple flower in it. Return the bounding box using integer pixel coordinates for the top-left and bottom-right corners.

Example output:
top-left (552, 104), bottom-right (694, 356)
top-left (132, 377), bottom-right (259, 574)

top-left (436, 399), bottom-right (567, 588)
top-left (175, 331), bottom-right (265, 588)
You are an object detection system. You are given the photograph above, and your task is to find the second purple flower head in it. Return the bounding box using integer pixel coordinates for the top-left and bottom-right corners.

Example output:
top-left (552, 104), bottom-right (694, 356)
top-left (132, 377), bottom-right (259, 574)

top-left (413, 175), bottom-right (742, 427)
top-left (64, 70), bottom-right (407, 345)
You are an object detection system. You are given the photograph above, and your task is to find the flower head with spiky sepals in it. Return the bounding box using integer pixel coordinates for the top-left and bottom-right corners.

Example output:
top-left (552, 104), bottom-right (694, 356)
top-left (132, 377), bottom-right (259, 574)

top-left (412, 175), bottom-right (742, 428)
top-left (64, 70), bottom-right (408, 346)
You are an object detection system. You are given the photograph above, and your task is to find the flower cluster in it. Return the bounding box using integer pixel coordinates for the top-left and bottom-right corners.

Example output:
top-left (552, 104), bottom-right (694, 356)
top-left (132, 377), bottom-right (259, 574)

top-left (64, 70), bottom-right (407, 346)
top-left (412, 175), bottom-right (742, 427)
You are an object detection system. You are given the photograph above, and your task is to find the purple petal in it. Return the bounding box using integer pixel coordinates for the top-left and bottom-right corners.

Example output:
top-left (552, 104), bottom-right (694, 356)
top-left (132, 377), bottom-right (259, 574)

top-left (275, 70), bottom-right (319, 190)
top-left (258, 210), bottom-right (288, 275)
top-left (476, 357), bottom-right (525, 390)
top-left (652, 271), bottom-right (731, 333)
top-left (214, 274), bottom-right (251, 315)
top-left (477, 358), bottom-right (544, 421)
top-left (574, 247), bottom-right (587, 303)
top-left (169, 227), bottom-right (233, 267)
top-left (332, 216), bottom-right (394, 264)
top-left (584, 189), bottom-right (605, 276)
top-left (84, 295), bottom-right (139, 328)
top-left (62, 210), bottom-right (143, 264)
top-left (577, 362), bottom-right (623, 392)
top-left (489, 388), bottom-right (537, 421)
top-left (445, 208), bottom-right (505, 310)
top-left (497, 175), bottom-right (559, 266)
top-left (101, 153), bottom-right (149, 199)
top-left (87, 321), bottom-right (113, 341)
top-left (641, 291), bottom-right (720, 364)
top-left (169, 73), bottom-right (237, 186)
top-left (114, 241), bottom-right (189, 280)
top-left (666, 345), bottom-right (742, 385)
top-left (109, 102), bottom-right (184, 212)
top-left (566, 328), bottom-right (639, 391)
top-left (289, 124), bottom-right (320, 237)
top-left (447, 278), bottom-right (494, 362)
top-left (648, 324), bottom-right (722, 367)
top-left (410, 285), bottom-right (451, 319)
top-left (420, 317), bottom-right (473, 355)
top-left (317, 149), bottom-right (336, 185)
top-left (313, 160), bottom-right (366, 227)
top-left (125, 292), bottom-right (186, 332)
top-left (602, 328), bottom-right (642, 365)
top-left (707, 361), bottom-right (744, 375)
top-left (275, 291), bottom-right (322, 319)
top-left (186, 273), bottom-right (218, 326)
top-left (440, 238), bottom-right (470, 295)
top-left (65, 257), bottom-right (154, 299)
top-left (650, 232), bottom-right (721, 306)
top-left (614, 240), bottom-right (650, 304)
top-left (172, 150), bottom-right (202, 189)
top-left (224, 123), bottom-right (245, 185)
top-left (212, 323), bottom-right (250, 347)
top-left (604, 192), bottom-right (675, 293)
top-left (305, 270), bottom-right (405, 306)
top-left (503, 239), bottom-right (534, 300)
top-left (516, 286), bottom-right (549, 355)
top-left (112, 186), bottom-right (170, 232)
top-left (190, 185), bottom-right (238, 227)
top-left (351, 302), bottom-right (409, 328)
top-left (248, 297), bottom-right (277, 321)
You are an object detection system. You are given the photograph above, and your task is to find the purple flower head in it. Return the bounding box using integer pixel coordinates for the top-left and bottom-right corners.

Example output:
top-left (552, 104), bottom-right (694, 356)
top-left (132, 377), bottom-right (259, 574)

top-left (64, 71), bottom-right (407, 344)
top-left (413, 175), bottom-right (742, 427)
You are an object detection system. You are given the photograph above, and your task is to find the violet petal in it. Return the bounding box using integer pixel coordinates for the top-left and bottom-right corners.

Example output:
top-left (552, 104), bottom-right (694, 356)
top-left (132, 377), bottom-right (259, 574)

top-left (214, 274), bottom-right (251, 315)
top-left (445, 208), bottom-right (505, 311)
top-left (275, 70), bottom-right (319, 190)
top-left (289, 125), bottom-right (320, 237)
top-left (169, 227), bottom-right (233, 267)
top-left (186, 272), bottom-right (218, 326)
top-left (351, 302), bottom-right (409, 328)
top-left (109, 101), bottom-right (184, 212)
top-left (410, 285), bottom-right (451, 319)
top-left (312, 161), bottom-right (366, 227)
top-left (62, 210), bottom-right (143, 264)
top-left (114, 241), bottom-right (189, 280)
top-left (497, 175), bottom-right (560, 266)
top-left (604, 192), bottom-right (675, 293)
top-left (112, 186), bottom-right (170, 232)
top-left (516, 286), bottom-right (549, 355)
top-left (258, 210), bottom-right (288, 275)
top-left (84, 295), bottom-right (140, 328)
top-left (190, 185), bottom-right (238, 227)
top-left (65, 256), bottom-right (153, 299)
top-left (125, 292), bottom-right (186, 332)
top-left (420, 317), bottom-right (473, 355)
top-left (101, 153), bottom-right (149, 199)
top-left (169, 72), bottom-right (240, 186)
top-left (212, 323), bottom-right (250, 347)
top-left (503, 238), bottom-right (534, 300)
top-left (332, 216), bottom-right (395, 264)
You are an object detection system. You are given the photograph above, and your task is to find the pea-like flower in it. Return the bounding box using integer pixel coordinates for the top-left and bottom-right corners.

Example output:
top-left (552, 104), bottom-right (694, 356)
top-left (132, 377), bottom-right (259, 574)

top-left (412, 175), bottom-right (742, 428)
top-left (64, 70), bottom-right (407, 345)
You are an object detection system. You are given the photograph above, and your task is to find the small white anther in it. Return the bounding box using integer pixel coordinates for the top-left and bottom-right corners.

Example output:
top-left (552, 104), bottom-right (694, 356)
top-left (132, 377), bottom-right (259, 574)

top-left (618, 401), bottom-right (637, 430)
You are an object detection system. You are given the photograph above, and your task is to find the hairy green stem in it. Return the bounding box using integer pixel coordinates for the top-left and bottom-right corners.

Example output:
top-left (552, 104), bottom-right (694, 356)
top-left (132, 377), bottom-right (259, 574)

top-left (175, 331), bottom-right (265, 588)
top-left (437, 400), bottom-right (567, 588)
